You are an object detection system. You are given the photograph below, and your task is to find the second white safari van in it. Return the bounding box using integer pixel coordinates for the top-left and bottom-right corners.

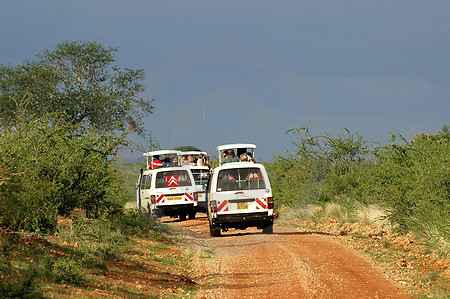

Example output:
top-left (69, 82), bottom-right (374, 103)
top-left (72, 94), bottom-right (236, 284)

top-left (206, 144), bottom-right (274, 236)
top-left (180, 151), bottom-right (210, 213)
top-left (136, 150), bottom-right (199, 221)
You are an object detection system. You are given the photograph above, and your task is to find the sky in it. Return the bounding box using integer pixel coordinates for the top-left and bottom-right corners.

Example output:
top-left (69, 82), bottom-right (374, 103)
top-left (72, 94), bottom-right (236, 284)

top-left (1, 0), bottom-right (449, 161)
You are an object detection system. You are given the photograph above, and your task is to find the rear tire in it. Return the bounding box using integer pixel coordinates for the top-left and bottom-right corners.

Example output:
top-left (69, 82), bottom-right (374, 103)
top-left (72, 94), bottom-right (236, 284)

top-left (188, 211), bottom-right (196, 220)
top-left (262, 223), bottom-right (273, 234)
top-left (179, 213), bottom-right (187, 221)
top-left (210, 225), bottom-right (221, 237)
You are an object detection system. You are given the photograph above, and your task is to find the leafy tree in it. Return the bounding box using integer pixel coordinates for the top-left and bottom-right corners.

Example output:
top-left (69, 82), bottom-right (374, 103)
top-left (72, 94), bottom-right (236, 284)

top-left (0, 40), bottom-right (154, 135)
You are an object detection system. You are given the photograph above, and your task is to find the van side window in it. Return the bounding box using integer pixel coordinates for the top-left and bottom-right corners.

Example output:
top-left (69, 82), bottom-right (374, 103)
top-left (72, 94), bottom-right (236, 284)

top-left (141, 175), bottom-right (152, 189)
top-left (217, 168), bottom-right (266, 191)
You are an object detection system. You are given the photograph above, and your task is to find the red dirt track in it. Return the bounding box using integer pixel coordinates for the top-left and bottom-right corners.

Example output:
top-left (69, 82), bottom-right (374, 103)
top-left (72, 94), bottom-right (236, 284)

top-left (164, 215), bottom-right (411, 298)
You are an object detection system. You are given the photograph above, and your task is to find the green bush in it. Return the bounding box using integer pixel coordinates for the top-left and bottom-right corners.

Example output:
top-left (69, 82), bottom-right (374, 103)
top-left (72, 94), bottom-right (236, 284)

top-left (0, 267), bottom-right (43, 298)
top-left (0, 116), bottom-right (126, 233)
top-left (267, 125), bottom-right (375, 208)
top-left (0, 232), bottom-right (44, 298)
top-left (53, 257), bottom-right (86, 285)
top-left (111, 161), bottom-right (145, 206)
top-left (267, 123), bottom-right (449, 253)
top-left (369, 128), bottom-right (449, 240)
top-left (265, 154), bottom-right (310, 207)
top-left (109, 210), bottom-right (169, 235)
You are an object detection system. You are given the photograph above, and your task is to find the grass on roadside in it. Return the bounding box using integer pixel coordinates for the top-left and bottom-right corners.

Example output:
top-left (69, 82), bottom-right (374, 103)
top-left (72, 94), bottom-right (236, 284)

top-left (0, 210), bottom-right (201, 298)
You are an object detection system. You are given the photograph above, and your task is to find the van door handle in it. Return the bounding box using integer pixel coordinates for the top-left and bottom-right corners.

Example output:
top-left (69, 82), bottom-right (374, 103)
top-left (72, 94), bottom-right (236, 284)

top-left (169, 188), bottom-right (176, 190)
top-left (235, 192), bottom-right (244, 195)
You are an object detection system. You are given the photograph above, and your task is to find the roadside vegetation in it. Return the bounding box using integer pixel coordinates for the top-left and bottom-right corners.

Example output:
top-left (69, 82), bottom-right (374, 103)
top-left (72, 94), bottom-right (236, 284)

top-left (0, 41), bottom-right (200, 297)
top-left (265, 123), bottom-right (449, 296)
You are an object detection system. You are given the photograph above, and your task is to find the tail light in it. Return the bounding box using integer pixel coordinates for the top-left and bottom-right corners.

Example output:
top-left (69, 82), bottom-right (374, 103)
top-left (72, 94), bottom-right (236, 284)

top-left (210, 200), bottom-right (217, 213)
top-left (193, 192), bottom-right (198, 201)
top-left (151, 195), bottom-right (156, 204)
top-left (267, 197), bottom-right (274, 209)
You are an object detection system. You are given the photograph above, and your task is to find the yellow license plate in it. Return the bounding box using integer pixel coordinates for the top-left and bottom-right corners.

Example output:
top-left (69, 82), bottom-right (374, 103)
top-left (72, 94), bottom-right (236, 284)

top-left (167, 196), bottom-right (182, 201)
top-left (237, 202), bottom-right (248, 210)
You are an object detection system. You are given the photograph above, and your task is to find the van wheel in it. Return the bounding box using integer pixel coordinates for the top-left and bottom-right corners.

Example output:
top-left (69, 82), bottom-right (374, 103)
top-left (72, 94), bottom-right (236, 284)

top-left (262, 223), bottom-right (273, 234)
top-left (188, 212), bottom-right (196, 220)
top-left (179, 213), bottom-right (187, 221)
top-left (210, 225), bottom-right (221, 237)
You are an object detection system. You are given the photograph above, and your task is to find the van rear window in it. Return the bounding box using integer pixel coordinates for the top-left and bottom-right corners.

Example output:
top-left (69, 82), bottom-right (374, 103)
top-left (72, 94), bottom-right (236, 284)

top-left (191, 169), bottom-right (210, 185)
top-left (156, 170), bottom-right (192, 188)
top-left (217, 168), bottom-right (266, 191)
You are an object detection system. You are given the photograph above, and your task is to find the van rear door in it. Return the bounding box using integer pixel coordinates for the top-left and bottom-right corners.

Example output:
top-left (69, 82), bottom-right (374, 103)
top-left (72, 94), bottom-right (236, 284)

top-left (213, 167), bottom-right (270, 214)
top-left (154, 169), bottom-right (197, 206)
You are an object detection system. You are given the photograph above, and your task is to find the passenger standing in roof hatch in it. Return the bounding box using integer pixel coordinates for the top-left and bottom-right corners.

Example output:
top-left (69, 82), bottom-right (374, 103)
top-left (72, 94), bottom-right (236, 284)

top-left (223, 149), bottom-right (239, 164)
top-left (239, 153), bottom-right (249, 162)
top-left (163, 156), bottom-right (178, 167)
top-left (147, 155), bottom-right (163, 169)
top-left (187, 155), bottom-right (196, 166)
top-left (197, 153), bottom-right (209, 166)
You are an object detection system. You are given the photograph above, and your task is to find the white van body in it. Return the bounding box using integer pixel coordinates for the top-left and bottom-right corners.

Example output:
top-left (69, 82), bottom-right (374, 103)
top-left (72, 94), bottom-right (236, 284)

top-left (185, 165), bottom-right (210, 212)
top-left (137, 152), bottom-right (198, 220)
top-left (206, 162), bottom-right (274, 236)
top-left (179, 151), bottom-right (210, 213)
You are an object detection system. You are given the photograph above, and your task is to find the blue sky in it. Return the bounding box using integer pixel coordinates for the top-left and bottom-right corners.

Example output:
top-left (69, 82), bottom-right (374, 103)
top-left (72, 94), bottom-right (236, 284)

top-left (1, 1), bottom-right (449, 161)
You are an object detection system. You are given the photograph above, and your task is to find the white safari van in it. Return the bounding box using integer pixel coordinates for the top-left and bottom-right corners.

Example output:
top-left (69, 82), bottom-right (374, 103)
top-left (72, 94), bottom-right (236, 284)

top-left (180, 151), bottom-right (210, 213)
top-left (207, 144), bottom-right (274, 236)
top-left (136, 150), bottom-right (199, 221)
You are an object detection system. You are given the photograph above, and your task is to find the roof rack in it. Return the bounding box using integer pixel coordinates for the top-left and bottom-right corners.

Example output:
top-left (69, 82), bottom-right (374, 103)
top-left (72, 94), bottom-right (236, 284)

top-left (217, 143), bottom-right (256, 166)
top-left (143, 150), bottom-right (182, 169)
top-left (179, 151), bottom-right (208, 156)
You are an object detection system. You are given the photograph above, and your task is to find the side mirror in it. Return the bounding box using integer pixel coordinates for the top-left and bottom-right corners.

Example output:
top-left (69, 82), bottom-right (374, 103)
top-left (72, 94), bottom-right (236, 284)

top-left (134, 183), bottom-right (139, 189)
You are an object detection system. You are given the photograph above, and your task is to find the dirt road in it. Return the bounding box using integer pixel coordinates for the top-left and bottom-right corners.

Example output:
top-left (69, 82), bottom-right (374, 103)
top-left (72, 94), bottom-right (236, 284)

top-left (163, 214), bottom-right (411, 299)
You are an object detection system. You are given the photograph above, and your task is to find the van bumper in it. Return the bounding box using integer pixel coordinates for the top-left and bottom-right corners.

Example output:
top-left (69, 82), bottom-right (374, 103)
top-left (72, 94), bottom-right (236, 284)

top-left (153, 203), bottom-right (196, 217)
top-left (212, 212), bottom-right (274, 230)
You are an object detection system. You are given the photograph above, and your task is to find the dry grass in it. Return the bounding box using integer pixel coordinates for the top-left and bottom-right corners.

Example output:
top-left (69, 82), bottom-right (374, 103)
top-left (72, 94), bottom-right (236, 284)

top-left (353, 204), bottom-right (390, 227)
top-left (424, 226), bottom-right (450, 258)
top-left (282, 202), bottom-right (392, 230)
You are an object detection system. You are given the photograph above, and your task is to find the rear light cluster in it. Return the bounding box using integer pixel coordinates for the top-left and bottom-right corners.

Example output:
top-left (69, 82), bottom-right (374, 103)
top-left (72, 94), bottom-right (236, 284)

top-left (210, 200), bottom-right (217, 213)
top-left (193, 192), bottom-right (198, 201)
top-left (151, 195), bottom-right (156, 204)
top-left (267, 197), bottom-right (274, 209)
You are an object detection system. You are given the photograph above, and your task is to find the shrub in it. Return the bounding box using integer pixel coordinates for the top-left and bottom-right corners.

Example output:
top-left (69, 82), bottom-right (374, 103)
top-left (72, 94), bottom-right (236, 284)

top-left (0, 115), bottom-right (126, 233)
top-left (268, 123), bottom-right (449, 252)
top-left (53, 257), bottom-right (86, 285)
top-left (369, 128), bottom-right (449, 241)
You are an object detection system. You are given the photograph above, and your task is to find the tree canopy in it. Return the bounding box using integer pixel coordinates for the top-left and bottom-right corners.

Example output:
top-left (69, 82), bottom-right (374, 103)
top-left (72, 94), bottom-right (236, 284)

top-left (173, 145), bottom-right (202, 152)
top-left (0, 40), bottom-right (154, 135)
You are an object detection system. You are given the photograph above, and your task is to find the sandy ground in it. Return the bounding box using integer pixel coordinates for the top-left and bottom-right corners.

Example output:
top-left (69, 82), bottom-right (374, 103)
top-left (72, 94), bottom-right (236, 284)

top-left (163, 214), bottom-right (411, 299)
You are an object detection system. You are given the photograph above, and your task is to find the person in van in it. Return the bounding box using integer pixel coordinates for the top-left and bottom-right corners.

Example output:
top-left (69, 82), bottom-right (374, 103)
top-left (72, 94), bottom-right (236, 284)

top-left (147, 155), bottom-right (163, 169)
top-left (197, 153), bottom-right (209, 166)
top-left (239, 153), bottom-right (249, 162)
top-left (187, 155), bottom-right (196, 166)
top-left (163, 156), bottom-right (178, 167)
top-left (223, 149), bottom-right (239, 164)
